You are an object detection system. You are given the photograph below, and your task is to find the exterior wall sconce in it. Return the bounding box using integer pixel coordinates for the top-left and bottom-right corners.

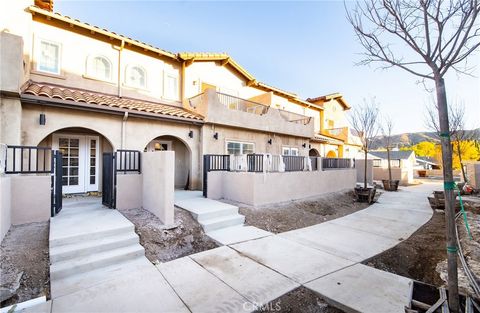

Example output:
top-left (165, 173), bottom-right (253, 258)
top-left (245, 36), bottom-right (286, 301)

top-left (309, 144), bottom-right (312, 149)
top-left (39, 113), bottom-right (46, 125)
top-left (302, 143), bottom-right (307, 148)
top-left (267, 139), bottom-right (272, 145)
top-left (213, 132), bottom-right (219, 140)
top-left (188, 130), bottom-right (193, 138)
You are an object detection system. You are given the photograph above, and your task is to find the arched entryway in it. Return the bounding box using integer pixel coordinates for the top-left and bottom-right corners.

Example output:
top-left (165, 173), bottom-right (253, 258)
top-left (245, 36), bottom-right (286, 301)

top-left (326, 150), bottom-right (337, 158)
top-left (144, 135), bottom-right (192, 189)
top-left (38, 127), bottom-right (114, 194)
top-left (309, 148), bottom-right (320, 157)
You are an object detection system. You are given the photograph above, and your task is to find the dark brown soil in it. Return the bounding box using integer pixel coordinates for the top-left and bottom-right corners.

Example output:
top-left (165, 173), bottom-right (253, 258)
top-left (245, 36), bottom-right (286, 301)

top-left (363, 212), bottom-right (447, 286)
top-left (253, 287), bottom-right (345, 313)
top-left (239, 191), bottom-right (373, 233)
top-left (0, 222), bottom-right (50, 307)
top-left (119, 207), bottom-right (218, 263)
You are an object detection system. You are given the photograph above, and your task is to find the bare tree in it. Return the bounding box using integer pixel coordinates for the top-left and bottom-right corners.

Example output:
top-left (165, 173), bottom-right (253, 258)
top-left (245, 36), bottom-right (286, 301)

top-left (426, 101), bottom-right (479, 182)
top-left (346, 1), bottom-right (480, 310)
top-left (349, 98), bottom-right (380, 189)
top-left (381, 116), bottom-right (395, 183)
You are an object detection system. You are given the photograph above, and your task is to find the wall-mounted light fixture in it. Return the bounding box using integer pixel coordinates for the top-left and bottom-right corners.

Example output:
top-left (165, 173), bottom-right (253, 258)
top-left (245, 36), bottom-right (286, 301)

top-left (267, 138), bottom-right (272, 145)
top-left (39, 113), bottom-right (46, 125)
top-left (302, 143), bottom-right (307, 148)
top-left (188, 130), bottom-right (194, 138)
top-left (309, 144), bottom-right (312, 149)
top-left (213, 132), bottom-right (219, 140)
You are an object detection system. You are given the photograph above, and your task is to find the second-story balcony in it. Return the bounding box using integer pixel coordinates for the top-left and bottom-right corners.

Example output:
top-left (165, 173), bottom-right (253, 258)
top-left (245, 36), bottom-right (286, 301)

top-left (188, 89), bottom-right (314, 138)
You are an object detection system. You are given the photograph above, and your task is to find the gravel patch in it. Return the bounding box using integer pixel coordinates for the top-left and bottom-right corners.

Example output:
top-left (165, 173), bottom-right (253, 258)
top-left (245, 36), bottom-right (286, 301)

top-left (239, 191), bottom-right (373, 233)
top-left (0, 222), bottom-right (50, 307)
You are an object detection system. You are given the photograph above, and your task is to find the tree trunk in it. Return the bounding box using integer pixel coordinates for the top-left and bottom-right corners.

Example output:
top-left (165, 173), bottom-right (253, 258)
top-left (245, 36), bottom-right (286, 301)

top-left (436, 77), bottom-right (459, 312)
top-left (364, 149), bottom-right (368, 189)
top-left (387, 147), bottom-right (392, 181)
top-left (457, 143), bottom-right (467, 182)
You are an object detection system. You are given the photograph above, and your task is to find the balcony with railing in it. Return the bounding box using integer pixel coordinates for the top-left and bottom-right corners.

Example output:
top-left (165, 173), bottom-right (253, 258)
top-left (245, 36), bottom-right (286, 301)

top-left (188, 89), bottom-right (314, 138)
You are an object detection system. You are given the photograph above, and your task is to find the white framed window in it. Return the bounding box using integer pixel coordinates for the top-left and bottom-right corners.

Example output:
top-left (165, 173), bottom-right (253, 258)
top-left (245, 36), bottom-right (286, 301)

top-left (37, 39), bottom-right (61, 75)
top-left (163, 70), bottom-right (179, 100)
top-left (125, 65), bottom-right (147, 89)
top-left (226, 141), bottom-right (254, 156)
top-left (282, 147), bottom-right (299, 156)
top-left (86, 55), bottom-right (112, 81)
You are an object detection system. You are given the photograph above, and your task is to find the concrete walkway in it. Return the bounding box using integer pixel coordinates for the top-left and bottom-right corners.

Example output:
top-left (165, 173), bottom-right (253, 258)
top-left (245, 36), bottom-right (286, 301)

top-left (20, 182), bottom-right (438, 313)
top-left (175, 190), bottom-right (272, 245)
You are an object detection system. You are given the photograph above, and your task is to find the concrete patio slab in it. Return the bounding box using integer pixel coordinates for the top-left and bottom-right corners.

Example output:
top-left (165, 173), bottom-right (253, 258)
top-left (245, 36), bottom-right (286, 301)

top-left (50, 204), bottom-right (134, 245)
top-left (191, 246), bottom-right (299, 306)
top-left (207, 225), bottom-right (273, 245)
top-left (157, 256), bottom-right (252, 313)
top-left (52, 266), bottom-right (189, 313)
top-left (279, 222), bottom-right (400, 262)
top-left (305, 264), bottom-right (412, 313)
top-left (231, 236), bottom-right (354, 284)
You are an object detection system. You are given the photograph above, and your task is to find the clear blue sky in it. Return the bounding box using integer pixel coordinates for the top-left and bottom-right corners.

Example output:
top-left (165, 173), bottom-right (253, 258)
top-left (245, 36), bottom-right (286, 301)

top-left (56, 0), bottom-right (480, 134)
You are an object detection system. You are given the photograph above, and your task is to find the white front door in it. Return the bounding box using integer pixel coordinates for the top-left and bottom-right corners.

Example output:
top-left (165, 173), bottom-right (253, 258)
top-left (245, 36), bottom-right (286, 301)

top-left (53, 134), bottom-right (100, 194)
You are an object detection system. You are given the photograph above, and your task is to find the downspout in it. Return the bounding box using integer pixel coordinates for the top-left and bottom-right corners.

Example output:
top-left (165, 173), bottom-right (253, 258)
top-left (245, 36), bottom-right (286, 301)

top-left (181, 60), bottom-right (186, 105)
top-left (116, 40), bottom-right (125, 98)
top-left (121, 112), bottom-right (128, 149)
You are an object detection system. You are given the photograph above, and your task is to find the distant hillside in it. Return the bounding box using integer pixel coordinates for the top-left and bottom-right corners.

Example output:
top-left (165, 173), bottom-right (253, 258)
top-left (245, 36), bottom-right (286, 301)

top-left (371, 128), bottom-right (480, 149)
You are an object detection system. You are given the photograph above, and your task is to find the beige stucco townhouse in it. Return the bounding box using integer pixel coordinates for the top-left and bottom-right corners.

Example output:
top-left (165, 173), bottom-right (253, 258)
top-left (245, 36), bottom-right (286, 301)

top-left (0, 0), bottom-right (360, 238)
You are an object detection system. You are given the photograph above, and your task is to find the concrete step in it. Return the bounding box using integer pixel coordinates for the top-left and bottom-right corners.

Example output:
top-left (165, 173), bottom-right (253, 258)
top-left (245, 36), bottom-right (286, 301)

top-left (196, 206), bottom-right (239, 222)
top-left (50, 225), bottom-right (135, 248)
top-left (50, 244), bottom-right (145, 280)
top-left (50, 257), bottom-right (152, 299)
top-left (201, 214), bottom-right (245, 233)
top-left (50, 232), bottom-right (139, 263)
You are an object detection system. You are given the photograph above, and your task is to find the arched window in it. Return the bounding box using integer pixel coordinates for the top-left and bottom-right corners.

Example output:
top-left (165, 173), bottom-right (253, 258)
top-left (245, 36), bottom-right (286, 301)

top-left (86, 55), bottom-right (112, 81)
top-left (125, 65), bottom-right (146, 88)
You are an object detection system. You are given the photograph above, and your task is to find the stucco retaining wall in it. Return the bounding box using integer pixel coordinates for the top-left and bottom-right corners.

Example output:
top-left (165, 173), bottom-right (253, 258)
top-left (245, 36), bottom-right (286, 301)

top-left (0, 176), bottom-right (12, 242)
top-left (142, 151), bottom-right (174, 225)
top-left (116, 173), bottom-right (143, 210)
top-left (208, 169), bottom-right (356, 207)
top-left (373, 167), bottom-right (413, 185)
top-left (10, 175), bottom-right (51, 225)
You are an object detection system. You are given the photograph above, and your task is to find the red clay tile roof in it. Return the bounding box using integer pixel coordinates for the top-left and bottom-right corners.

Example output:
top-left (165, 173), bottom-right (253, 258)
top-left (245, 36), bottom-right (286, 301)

top-left (22, 81), bottom-right (203, 121)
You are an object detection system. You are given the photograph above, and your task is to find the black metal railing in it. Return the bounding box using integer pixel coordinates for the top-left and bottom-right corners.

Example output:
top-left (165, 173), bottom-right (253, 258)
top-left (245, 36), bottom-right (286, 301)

top-left (310, 157), bottom-right (318, 171)
top-left (204, 154), bottom-right (230, 172)
top-left (4, 145), bottom-right (52, 174)
top-left (247, 154), bottom-right (264, 172)
top-left (322, 158), bottom-right (353, 170)
top-left (283, 155), bottom-right (305, 171)
top-left (116, 150), bottom-right (141, 174)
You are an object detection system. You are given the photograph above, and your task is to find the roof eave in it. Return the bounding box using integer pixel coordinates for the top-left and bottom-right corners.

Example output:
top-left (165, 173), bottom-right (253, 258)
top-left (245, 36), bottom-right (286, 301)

top-left (20, 93), bottom-right (204, 124)
top-left (28, 6), bottom-right (178, 61)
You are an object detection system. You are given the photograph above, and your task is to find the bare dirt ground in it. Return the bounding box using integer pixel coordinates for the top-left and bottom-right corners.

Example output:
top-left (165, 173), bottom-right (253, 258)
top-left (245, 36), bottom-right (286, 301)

top-left (253, 287), bottom-right (344, 313)
top-left (119, 207), bottom-right (218, 263)
top-left (239, 191), bottom-right (374, 233)
top-left (365, 205), bottom-right (480, 297)
top-left (0, 222), bottom-right (50, 307)
top-left (363, 211), bottom-right (447, 287)
top-left (436, 209), bottom-right (480, 296)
